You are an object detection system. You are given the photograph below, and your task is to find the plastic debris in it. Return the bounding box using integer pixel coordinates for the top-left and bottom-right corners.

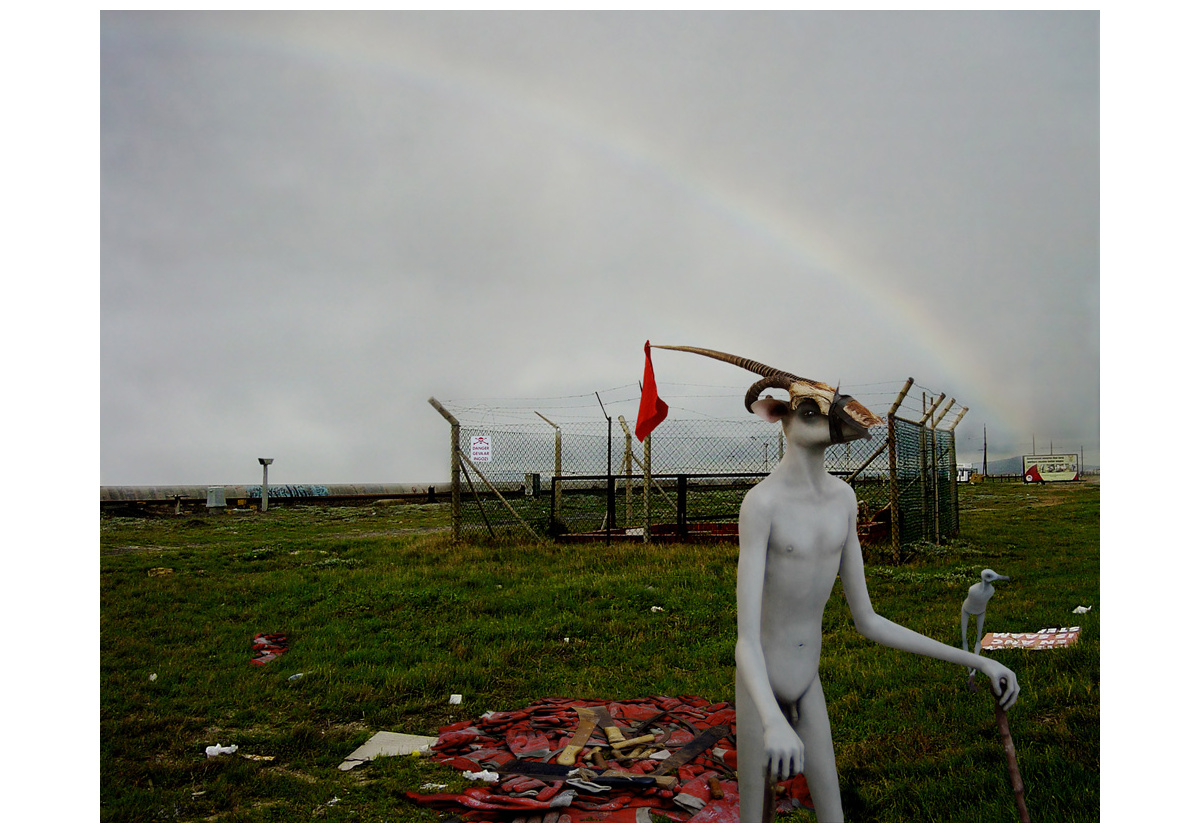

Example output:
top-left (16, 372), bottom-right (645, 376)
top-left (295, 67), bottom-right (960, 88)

top-left (464, 770), bottom-right (500, 783)
top-left (205, 744), bottom-right (238, 758)
top-left (449, 694), bottom-right (463, 705)
top-left (673, 791), bottom-right (707, 812)
top-left (339, 731), bottom-right (440, 771)
top-left (1072, 605), bottom-right (1092, 614)
top-left (288, 673), bottom-right (304, 681)
top-left (148, 673), bottom-right (157, 682)
top-left (651, 606), bottom-right (665, 613)
top-left (250, 633), bottom-right (289, 666)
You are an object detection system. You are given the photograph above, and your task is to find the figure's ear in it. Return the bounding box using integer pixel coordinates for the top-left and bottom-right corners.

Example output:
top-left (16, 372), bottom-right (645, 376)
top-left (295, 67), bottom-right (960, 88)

top-left (750, 396), bottom-right (790, 423)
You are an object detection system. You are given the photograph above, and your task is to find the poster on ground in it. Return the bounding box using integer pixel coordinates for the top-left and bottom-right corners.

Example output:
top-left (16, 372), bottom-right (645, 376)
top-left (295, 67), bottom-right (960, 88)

top-left (981, 627), bottom-right (1081, 650)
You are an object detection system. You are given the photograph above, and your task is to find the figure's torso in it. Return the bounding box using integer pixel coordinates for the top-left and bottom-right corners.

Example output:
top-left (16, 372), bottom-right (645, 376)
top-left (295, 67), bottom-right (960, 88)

top-left (962, 582), bottom-right (996, 616)
top-left (745, 474), bottom-right (854, 704)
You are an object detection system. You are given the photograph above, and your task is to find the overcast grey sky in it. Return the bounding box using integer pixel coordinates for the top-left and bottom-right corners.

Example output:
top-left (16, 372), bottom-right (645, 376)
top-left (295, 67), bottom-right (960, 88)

top-left (100, 10), bottom-right (1099, 486)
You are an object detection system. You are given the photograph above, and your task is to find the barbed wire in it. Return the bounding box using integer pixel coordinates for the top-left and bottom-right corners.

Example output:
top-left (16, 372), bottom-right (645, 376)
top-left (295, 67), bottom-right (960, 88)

top-left (440, 379), bottom-right (927, 427)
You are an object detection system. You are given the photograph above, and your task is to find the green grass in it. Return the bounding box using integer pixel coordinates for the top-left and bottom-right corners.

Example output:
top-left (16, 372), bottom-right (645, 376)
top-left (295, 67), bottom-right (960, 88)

top-left (100, 480), bottom-right (1099, 822)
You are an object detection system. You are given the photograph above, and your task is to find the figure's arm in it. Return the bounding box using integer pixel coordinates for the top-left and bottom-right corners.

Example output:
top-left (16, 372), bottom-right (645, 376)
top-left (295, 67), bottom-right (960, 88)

top-left (735, 495), bottom-right (806, 778)
top-left (838, 503), bottom-right (1020, 710)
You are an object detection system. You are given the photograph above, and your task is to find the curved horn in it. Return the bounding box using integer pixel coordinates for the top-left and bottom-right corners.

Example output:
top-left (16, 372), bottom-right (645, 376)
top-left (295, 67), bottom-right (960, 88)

top-left (743, 374), bottom-right (801, 413)
top-left (652, 345), bottom-right (800, 381)
top-left (651, 343), bottom-right (883, 431)
top-left (652, 345), bottom-right (833, 413)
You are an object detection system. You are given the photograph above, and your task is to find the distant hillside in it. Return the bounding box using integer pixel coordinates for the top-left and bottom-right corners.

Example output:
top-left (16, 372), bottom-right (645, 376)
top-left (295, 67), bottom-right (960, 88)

top-left (966, 456), bottom-right (1024, 475)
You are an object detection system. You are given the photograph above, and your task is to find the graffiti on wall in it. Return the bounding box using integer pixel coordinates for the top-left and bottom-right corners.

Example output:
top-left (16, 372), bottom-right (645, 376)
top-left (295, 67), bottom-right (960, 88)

top-left (246, 484), bottom-right (332, 499)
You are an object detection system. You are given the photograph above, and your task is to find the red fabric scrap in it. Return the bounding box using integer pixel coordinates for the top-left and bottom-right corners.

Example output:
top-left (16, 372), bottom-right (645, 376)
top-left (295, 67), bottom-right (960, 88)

top-left (249, 633), bottom-right (288, 666)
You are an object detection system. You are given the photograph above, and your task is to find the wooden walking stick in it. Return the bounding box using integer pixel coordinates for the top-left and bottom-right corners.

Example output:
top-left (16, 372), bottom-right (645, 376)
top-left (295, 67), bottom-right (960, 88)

top-left (994, 682), bottom-right (1030, 822)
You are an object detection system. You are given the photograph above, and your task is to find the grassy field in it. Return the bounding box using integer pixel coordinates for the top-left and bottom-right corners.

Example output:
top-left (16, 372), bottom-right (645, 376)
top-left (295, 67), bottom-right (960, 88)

top-left (99, 479), bottom-right (1099, 822)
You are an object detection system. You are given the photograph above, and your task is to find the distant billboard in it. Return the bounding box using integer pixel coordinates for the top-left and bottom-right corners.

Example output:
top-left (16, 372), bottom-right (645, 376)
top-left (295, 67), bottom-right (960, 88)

top-left (1022, 454), bottom-right (1079, 483)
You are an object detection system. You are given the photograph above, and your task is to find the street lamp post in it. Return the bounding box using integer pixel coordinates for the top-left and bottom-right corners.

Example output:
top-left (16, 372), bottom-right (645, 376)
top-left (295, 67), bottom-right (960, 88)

top-left (258, 458), bottom-right (274, 512)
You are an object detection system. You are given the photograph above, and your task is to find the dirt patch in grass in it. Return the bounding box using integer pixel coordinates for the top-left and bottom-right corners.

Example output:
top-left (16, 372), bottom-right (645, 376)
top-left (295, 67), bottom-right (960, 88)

top-left (1027, 493), bottom-right (1072, 507)
top-left (269, 765), bottom-right (319, 784)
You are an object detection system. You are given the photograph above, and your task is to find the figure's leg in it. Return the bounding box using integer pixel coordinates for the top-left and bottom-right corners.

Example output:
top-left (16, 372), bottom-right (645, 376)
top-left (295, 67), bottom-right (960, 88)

top-left (795, 676), bottom-right (843, 822)
top-left (735, 666), bottom-right (770, 822)
top-left (974, 612), bottom-right (986, 655)
top-left (963, 611), bottom-right (980, 688)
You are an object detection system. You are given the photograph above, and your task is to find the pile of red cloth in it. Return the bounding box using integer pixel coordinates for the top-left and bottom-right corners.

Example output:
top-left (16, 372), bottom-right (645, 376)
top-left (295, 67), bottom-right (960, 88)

top-left (405, 695), bottom-right (812, 823)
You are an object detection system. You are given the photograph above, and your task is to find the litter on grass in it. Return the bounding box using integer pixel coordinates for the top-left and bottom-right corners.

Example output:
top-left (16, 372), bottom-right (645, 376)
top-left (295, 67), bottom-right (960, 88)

top-left (250, 633), bottom-right (289, 666)
top-left (982, 626), bottom-right (1081, 650)
top-left (338, 731), bottom-right (439, 771)
top-left (464, 770), bottom-right (500, 782)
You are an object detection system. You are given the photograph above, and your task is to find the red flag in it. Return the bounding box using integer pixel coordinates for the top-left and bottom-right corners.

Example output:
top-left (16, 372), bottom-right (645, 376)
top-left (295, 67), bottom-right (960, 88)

top-left (635, 341), bottom-right (669, 441)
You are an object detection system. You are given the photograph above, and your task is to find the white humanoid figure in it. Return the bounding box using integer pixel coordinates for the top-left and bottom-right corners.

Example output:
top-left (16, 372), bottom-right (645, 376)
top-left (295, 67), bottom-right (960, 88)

top-left (962, 569), bottom-right (1010, 689)
top-left (654, 346), bottom-right (1020, 823)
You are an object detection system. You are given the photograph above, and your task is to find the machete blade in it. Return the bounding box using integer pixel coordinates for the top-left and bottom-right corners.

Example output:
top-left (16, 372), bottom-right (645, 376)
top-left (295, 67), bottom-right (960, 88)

top-left (590, 705), bottom-right (626, 745)
top-left (555, 706), bottom-right (601, 765)
top-left (649, 725), bottom-right (729, 776)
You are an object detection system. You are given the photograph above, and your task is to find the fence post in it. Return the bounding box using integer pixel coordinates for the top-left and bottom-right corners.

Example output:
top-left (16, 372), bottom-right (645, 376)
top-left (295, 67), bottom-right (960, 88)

top-left (618, 417), bottom-right (634, 527)
top-left (643, 434), bottom-right (651, 543)
top-left (887, 379), bottom-right (913, 563)
top-left (919, 393), bottom-right (944, 542)
top-left (946, 405), bottom-right (969, 432)
top-left (947, 431), bottom-right (959, 537)
top-left (428, 398), bottom-right (462, 542)
top-left (535, 411), bottom-right (562, 527)
top-left (676, 475), bottom-right (688, 539)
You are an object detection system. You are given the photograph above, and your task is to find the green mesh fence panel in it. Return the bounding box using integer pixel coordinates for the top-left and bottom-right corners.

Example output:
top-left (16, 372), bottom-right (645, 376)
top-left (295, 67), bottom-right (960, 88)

top-left (891, 417), bottom-right (958, 552)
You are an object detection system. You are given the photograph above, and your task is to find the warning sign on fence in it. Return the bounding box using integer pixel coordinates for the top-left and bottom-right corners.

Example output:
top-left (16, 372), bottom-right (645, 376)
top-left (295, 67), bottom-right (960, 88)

top-left (982, 627), bottom-right (1081, 650)
top-left (470, 435), bottom-right (492, 463)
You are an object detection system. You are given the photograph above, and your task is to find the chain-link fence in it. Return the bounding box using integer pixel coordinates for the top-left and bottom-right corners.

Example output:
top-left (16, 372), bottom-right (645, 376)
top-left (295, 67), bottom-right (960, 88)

top-left (890, 416), bottom-right (959, 554)
top-left (429, 380), bottom-right (963, 562)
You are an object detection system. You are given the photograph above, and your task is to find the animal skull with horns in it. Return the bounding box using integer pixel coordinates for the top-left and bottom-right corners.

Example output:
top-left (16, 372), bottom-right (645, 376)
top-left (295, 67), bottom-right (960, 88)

top-left (652, 345), bottom-right (884, 443)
